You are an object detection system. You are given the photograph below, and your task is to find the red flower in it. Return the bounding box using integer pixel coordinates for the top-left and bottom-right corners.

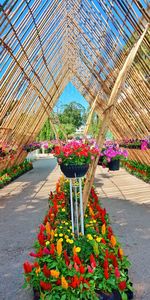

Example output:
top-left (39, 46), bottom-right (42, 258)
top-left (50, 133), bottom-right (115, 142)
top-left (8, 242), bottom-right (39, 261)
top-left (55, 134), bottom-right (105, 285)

top-left (50, 243), bottom-right (55, 255)
top-left (79, 265), bottom-right (85, 274)
top-left (73, 254), bottom-right (81, 265)
top-left (114, 267), bottom-right (120, 278)
top-left (43, 264), bottom-right (51, 278)
top-left (103, 259), bottom-right (109, 269)
top-left (104, 268), bottom-right (109, 279)
top-left (118, 281), bottom-right (127, 291)
top-left (23, 261), bottom-right (33, 273)
top-left (90, 254), bottom-right (96, 268)
top-left (64, 250), bottom-right (70, 266)
top-left (40, 281), bottom-right (52, 290)
top-left (56, 279), bottom-right (61, 285)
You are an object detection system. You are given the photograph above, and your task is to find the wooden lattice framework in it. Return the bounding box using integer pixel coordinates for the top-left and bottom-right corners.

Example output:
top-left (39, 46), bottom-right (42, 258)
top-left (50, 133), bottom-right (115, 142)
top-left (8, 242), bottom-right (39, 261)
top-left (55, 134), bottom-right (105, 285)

top-left (0, 0), bottom-right (150, 171)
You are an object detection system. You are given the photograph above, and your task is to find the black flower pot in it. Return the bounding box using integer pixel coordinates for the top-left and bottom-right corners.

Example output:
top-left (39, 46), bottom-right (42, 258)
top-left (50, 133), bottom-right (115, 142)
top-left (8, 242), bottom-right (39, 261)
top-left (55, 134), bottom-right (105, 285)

top-left (33, 288), bottom-right (40, 300)
top-left (96, 291), bottom-right (114, 300)
top-left (108, 160), bottom-right (120, 171)
top-left (60, 163), bottom-right (89, 178)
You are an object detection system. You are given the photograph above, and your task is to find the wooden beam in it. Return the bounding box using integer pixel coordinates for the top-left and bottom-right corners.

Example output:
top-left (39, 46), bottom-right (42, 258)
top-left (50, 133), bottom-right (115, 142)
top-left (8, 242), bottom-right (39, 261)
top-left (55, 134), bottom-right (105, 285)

top-left (83, 23), bottom-right (149, 212)
top-left (84, 95), bottom-right (99, 136)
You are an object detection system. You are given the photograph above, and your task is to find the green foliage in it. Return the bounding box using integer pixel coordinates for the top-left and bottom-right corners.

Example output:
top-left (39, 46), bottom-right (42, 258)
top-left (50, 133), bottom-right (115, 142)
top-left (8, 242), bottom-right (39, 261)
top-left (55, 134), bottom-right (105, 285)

top-left (58, 102), bottom-right (85, 129)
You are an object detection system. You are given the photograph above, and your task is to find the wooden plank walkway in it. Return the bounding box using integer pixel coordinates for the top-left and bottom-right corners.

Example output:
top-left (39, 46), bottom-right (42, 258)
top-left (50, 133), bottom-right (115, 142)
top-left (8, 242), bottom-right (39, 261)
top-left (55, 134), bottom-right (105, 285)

top-left (95, 166), bottom-right (150, 205)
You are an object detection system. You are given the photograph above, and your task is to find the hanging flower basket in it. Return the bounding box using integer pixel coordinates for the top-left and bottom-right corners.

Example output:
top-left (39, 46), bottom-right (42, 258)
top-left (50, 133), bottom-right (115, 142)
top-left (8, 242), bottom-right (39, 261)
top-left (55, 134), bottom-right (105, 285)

top-left (108, 159), bottom-right (120, 171)
top-left (60, 163), bottom-right (89, 178)
top-left (96, 290), bottom-right (114, 300)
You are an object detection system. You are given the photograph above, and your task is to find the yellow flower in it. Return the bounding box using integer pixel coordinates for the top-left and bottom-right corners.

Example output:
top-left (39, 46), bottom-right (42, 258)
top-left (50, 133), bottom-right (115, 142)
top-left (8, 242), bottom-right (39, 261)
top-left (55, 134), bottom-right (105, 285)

top-left (75, 247), bottom-right (81, 253)
top-left (96, 237), bottom-right (102, 243)
top-left (59, 238), bottom-right (63, 242)
top-left (46, 241), bottom-right (50, 246)
top-left (101, 224), bottom-right (106, 235)
top-left (93, 220), bottom-right (96, 223)
top-left (69, 239), bottom-right (73, 244)
top-left (51, 269), bottom-right (60, 278)
top-left (67, 229), bottom-right (71, 232)
top-left (54, 233), bottom-right (58, 237)
top-left (66, 239), bottom-right (70, 243)
top-left (87, 234), bottom-right (93, 240)
top-left (59, 233), bottom-right (63, 237)
top-left (69, 226), bottom-right (72, 229)
top-left (62, 208), bottom-right (65, 212)
top-left (61, 276), bottom-right (68, 289)
top-left (57, 239), bottom-right (62, 256)
top-left (65, 222), bottom-right (68, 225)
top-left (64, 235), bottom-right (69, 239)
top-left (59, 226), bottom-right (63, 229)
top-left (85, 214), bottom-right (88, 217)
top-left (71, 233), bottom-right (74, 236)
top-left (35, 266), bottom-right (41, 275)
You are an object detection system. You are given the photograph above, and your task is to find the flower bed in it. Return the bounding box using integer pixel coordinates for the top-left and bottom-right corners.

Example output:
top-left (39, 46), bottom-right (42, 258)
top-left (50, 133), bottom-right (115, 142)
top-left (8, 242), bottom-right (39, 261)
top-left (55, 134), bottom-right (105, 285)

top-left (23, 178), bottom-right (133, 300)
top-left (121, 159), bottom-right (150, 183)
top-left (0, 160), bottom-right (33, 188)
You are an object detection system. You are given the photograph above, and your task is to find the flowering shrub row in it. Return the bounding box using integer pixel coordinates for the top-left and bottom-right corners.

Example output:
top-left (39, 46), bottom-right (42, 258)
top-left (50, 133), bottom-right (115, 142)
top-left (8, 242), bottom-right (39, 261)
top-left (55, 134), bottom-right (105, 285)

top-left (121, 159), bottom-right (150, 183)
top-left (0, 160), bottom-right (33, 188)
top-left (23, 177), bottom-right (133, 299)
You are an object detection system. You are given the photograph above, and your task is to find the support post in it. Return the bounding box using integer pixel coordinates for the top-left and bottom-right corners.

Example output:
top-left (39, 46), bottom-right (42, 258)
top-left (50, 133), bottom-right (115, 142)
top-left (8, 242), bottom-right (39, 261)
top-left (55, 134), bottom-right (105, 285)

top-left (83, 23), bottom-right (149, 212)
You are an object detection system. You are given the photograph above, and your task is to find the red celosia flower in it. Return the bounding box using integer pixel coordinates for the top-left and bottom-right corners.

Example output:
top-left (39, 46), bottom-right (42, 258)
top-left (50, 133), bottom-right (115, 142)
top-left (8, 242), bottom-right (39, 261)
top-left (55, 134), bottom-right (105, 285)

top-left (23, 261), bottom-right (33, 273)
top-left (43, 264), bottom-right (51, 278)
top-left (38, 232), bottom-right (45, 246)
top-left (118, 281), bottom-right (127, 291)
top-left (87, 265), bottom-right (94, 273)
top-left (56, 279), bottom-right (61, 285)
top-left (50, 243), bottom-right (55, 255)
top-left (70, 275), bottom-right (79, 288)
top-left (73, 254), bottom-right (81, 265)
top-left (40, 281), bottom-right (52, 290)
top-left (114, 267), bottom-right (120, 278)
top-left (90, 254), bottom-right (96, 268)
top-left (74, 262), bottom-right (79, 272)
top-left (103, 259), bottom-right (109, 269)
top-left (64, 250), bottom-right (70, 266)
top-left (79, 265), bottom-right (85, 274)
top-left (101, 238), bottom-right (106, 244)
top-left (104, 268), bottom-right (109, 279)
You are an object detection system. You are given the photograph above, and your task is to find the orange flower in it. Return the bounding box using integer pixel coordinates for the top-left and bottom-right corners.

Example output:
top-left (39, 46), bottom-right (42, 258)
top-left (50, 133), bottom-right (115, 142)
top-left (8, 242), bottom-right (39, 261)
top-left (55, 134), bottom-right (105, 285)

top-left (51, 269), bottom-right (60, 278)
top-left (57, 239), bottom-right (62, 256)
top-left (118, 248), bottom-right (124, 257)
top-left (51, 229), bottom-right (54, 241)
top-left (89, 206), bottom-right (94, 217)
top-left (61, 276), bottom-right (68, 289)
top-left (111, 235), bottom-right (117, 247)
top-left (101, 224), bottom-right (106, 235)
top-left (46, 222), bottom-right (51, 236)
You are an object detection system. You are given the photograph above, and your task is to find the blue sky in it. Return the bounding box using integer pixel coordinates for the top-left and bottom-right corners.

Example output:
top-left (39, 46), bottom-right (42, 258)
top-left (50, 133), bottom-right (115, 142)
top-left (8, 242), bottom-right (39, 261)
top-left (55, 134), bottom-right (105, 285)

top-left (55, 82), bottom-right (89, 112)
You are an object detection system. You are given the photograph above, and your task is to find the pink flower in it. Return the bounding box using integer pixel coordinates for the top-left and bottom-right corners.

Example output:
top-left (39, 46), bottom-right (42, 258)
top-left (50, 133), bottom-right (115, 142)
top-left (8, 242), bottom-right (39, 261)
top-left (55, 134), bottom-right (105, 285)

top-left (43, 247), bottom-right (51, 255)
top-left (87, 265), bottom-right (94, 273)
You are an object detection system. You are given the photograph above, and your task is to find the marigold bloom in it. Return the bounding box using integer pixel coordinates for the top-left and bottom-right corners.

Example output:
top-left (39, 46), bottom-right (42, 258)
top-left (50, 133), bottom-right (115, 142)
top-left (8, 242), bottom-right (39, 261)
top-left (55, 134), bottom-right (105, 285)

top-left (75, 247), bottom-right (81, 253)
top-left (51, 269), bottom-right (60, 278)
top-left (101, 224), bottom-right (106, 235)
top-left (61, 276), bottom-right (68, 289)
top-left (57, 239), bottom-right (62, 256)
top-left (111, 235), bottom-right (117, 247)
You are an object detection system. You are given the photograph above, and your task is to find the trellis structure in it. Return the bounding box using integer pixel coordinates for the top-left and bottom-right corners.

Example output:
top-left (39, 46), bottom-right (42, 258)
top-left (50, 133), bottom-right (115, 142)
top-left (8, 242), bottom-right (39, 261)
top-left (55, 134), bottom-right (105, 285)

top-left (1, 0), bottom-right (150, 173)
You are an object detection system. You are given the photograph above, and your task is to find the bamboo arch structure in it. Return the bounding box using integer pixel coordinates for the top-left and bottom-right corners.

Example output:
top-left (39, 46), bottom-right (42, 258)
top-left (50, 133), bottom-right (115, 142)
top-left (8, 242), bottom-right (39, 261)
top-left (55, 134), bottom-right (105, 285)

top-left (1, 1), bottom-right (150, 174)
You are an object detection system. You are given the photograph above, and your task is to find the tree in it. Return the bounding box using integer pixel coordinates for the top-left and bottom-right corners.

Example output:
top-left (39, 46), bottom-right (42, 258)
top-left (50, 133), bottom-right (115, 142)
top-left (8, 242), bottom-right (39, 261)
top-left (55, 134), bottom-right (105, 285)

top-left (58, 102), bottom-right (85, 129)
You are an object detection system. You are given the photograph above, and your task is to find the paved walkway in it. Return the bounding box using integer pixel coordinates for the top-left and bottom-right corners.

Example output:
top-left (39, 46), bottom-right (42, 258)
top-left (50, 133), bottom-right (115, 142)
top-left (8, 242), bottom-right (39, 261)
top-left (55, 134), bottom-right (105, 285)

top-left (0, 158), bottom-right (149, 300)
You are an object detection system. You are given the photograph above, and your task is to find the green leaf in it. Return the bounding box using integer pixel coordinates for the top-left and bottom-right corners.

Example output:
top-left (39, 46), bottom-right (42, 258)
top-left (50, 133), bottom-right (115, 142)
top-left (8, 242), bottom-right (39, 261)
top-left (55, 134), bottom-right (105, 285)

top-left (122, 292), bottom-right (128, 300)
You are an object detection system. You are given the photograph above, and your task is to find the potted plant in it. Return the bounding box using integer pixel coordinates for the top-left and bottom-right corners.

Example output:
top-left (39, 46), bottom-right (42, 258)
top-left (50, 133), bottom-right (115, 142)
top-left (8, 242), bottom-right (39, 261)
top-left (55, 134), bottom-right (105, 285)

top-left (100, 146), bottom-right (128, 171)
top-left (52, 139), bottom-right (100, 178)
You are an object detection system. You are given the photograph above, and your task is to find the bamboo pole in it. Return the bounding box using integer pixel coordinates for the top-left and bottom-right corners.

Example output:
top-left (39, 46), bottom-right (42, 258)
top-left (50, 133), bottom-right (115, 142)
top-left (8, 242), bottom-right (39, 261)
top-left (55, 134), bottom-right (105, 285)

top-left (84, 94), bottom-right (99, 136)
top-left (83, 23), bottom-right (149, 212)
